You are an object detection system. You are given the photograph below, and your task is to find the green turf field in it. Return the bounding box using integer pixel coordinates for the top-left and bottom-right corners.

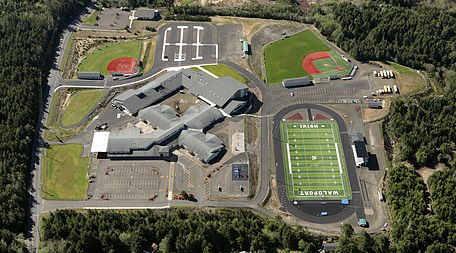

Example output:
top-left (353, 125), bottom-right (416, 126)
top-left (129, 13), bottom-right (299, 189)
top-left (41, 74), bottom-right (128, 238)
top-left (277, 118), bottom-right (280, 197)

top-left (313, 58), bottom-right (339, 73)
top-left (264, 30), bottom-right (330, 84)
top-left (42, 144), bottom-right (90, 200)
top-left (78, 40), bottom-right (141, 75)
top-left (61, 89), bottom-right (105, 127)
top-left (280, 120), bottom-right (352, 200)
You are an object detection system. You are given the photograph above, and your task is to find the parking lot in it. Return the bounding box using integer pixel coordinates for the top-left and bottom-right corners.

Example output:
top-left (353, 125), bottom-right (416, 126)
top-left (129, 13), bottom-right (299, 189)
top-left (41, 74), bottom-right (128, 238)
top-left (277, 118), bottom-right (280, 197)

top-left (156, 23), bottom-right (217, 67)
top-left (88, 160), bottom-right (169, 200)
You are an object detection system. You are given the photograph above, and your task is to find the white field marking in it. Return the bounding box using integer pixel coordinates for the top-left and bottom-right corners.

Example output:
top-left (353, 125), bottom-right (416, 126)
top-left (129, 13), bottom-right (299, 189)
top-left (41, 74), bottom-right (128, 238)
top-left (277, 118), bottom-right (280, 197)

top-left (316, 124), bottom-right (329, 190)
top-left (162, 27), bottom-right (172, 61)
top-left (175, 26), bottom-right (188, 62)
top-left (197, 65), bottom-right (219, 78)
top-left (331, 123), bottom-right (345, 196)
top-left (286, 143), bottom-right (292, 174)
top-left (84, 206), bottom-right (170, 210)
top-left (285, 123), bottom-right (295, 196)
top-left (192, 26), bottom-right (204, 60)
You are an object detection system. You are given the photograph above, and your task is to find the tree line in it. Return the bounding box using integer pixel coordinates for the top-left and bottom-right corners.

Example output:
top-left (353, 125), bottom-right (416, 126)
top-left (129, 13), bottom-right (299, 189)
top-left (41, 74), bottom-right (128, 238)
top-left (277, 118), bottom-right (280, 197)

top-left (40, 209), bottom-right (323, 252)
top-left (0, 0), bottom-right (90, 252)
top-left (165, 2), bottom-right (306, 23)
top-left (309, 2), bottom-right (456, 90)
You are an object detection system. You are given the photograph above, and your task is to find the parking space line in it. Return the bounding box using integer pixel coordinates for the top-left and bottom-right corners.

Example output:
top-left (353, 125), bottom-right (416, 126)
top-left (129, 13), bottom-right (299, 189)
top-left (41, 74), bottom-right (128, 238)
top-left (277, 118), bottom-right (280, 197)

top-left (175, 26), bottom-right (188, 62)
top-left (192, 26), bottom-right (204, 60)
top-left (162, 27), bottom-right (171, 61)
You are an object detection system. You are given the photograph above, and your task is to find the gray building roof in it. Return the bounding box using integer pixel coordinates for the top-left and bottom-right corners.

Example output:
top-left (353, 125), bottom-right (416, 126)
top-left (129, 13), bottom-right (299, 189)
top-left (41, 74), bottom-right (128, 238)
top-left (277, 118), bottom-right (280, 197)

top-left (181, 104), bottom-right (222, 129)
top-left (112, 71), bottom-right (183, 115)
top-left (367, 101), bottom-right (382, 109)
top-left (223, 100), bottom-right (247, 115)
top-left (138, 104), bottom-right (180, 129)
top-left (135, 9), bottom-right (158, 20)
top-left (105, 104), bottom-right (224, 160)
top-left (282, 76), bottom-right (312, 88)
top-left (182, 69), bottom-right (248, 107)
top-left (112, 69), bottom-right (249, 115)
top-left (77, 72), bottom-right (102, 79)
top-left (178, 130), bottom-right (223, 163)
top-left (354, 141), bottom-right (368, 158)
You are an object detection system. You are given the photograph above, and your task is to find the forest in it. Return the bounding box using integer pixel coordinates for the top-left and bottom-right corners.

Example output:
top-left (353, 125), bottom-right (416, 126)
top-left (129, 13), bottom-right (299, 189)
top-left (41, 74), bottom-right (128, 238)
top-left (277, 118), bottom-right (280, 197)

top-left (0, 0), bottom-right (89, 252)
top-left (309, 2), bottom-right (456, 90)
top-left (40, 208), bottom-right (398, 253)
top-left (165, 2), bottom-right (306, 23)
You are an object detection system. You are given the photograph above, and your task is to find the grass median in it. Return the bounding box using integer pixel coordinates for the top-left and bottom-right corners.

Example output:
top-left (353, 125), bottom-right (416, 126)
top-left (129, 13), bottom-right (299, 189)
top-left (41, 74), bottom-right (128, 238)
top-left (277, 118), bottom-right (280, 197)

top-left (42, 144), bottom-right (90, 200)
top-left (200, 64), bottom-right (247, 84)
top-left (61, 89), bottom-right (105, 127)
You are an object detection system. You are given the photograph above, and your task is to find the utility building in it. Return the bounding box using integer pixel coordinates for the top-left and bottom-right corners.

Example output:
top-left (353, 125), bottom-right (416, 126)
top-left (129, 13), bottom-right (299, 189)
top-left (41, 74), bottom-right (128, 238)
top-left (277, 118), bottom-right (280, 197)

top-left (134, 9), bottom-right (159, 20)
top-left (77, 72), bottom-right (102, 80)
top-left (282, 77), bottom-right (312, 88)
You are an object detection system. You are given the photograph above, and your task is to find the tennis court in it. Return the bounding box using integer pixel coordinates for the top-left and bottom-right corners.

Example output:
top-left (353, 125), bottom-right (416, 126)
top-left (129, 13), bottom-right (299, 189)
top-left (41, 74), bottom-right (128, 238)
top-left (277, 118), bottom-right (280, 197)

top-left (280, 120), bottom-right (352, 200)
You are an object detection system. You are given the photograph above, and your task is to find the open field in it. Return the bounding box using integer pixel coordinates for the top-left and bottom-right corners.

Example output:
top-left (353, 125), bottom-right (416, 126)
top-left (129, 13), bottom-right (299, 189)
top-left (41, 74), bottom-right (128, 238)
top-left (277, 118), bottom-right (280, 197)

top-left (78, 40), bottom-right (141, 75)
top-left (201, 64), bottom-right (247, 83)
top-left (263, 30), bottom-right (330, 83)
top-left (280, 120), bottom-right (351, 200)
top-left (61, 89), bottom-right (105, 127)
top-left (387, 61), bottom-right (425, 94)
top-left (42, 144), bottom-right (90, 200)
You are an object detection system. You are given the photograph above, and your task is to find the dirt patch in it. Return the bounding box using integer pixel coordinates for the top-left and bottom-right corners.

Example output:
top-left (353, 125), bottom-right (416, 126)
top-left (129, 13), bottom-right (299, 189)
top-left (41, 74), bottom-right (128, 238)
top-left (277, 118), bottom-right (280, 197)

top-left (159, 89), bottom-right (201, 115)
top-left (363, 99), bottom-right (390, 122)
top-left (396, 72), bottom-right (425, 95)
top-left (416, 164), bottom-right (443, 188)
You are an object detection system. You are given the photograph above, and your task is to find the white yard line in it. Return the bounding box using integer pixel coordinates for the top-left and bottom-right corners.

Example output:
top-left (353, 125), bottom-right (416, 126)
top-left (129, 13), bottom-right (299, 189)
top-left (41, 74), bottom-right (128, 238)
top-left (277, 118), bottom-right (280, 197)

top-left (317, 124), bottom-right (329, 190)
top-left (286, 124), bottom-right (296, 196)
top-left (331, 123), bottom-right (346, 196)
top-left (286, 143), bottom-right (293, 175)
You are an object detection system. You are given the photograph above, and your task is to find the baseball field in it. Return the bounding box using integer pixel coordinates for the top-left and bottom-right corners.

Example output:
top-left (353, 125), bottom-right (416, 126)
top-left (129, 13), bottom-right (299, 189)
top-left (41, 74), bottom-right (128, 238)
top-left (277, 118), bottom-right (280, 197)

top-left (78, 40), bottom-right (141, 75)
top-left (280, 120), bottom-right (352, 200)
top-left (263, 30), bottom-right (352, 83)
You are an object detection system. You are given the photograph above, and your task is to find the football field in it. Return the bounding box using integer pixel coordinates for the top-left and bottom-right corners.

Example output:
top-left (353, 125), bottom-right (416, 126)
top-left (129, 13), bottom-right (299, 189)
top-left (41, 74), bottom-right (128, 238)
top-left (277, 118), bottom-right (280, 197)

top-left (280, 120), bottom-right (352, 200)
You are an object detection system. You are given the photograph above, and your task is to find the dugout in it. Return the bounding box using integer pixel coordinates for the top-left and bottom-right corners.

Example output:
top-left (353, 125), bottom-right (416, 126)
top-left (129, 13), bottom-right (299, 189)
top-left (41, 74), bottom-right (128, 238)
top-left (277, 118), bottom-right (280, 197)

top-left (282, 77), bottom-right (313, 88)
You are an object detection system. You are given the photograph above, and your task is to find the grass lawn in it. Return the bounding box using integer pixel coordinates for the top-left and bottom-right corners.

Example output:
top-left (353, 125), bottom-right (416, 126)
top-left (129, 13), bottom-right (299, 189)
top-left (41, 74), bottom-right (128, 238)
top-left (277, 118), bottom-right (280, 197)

top-left (78, 40), bottom-right (141, 75)
top-left (264, 30), bottom-right (331, 84)
top-left (313, 58), bottom-right (339, 72)
top-left (82, 9), bottom-right (100, 25)
top-left (61, 89), bottom-right (105, 127)
top-left (201, 64), bottom-right (247, 84)
top-left (387, 61), bottom-right (426, 94)
top-left (42, 144), bottom-right (90, 200)
top-left (280, 120), bottom-right (351, 200)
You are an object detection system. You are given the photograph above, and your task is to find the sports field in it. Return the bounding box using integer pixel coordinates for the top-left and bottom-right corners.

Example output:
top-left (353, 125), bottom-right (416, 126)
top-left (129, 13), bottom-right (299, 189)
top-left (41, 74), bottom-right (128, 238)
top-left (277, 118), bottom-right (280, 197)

top-left (78, 40), bottom-right (141, 75)
top-left (263, 30), bottom-right (352, 83)
top-left (280, 120), bottom-right (351, 200)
